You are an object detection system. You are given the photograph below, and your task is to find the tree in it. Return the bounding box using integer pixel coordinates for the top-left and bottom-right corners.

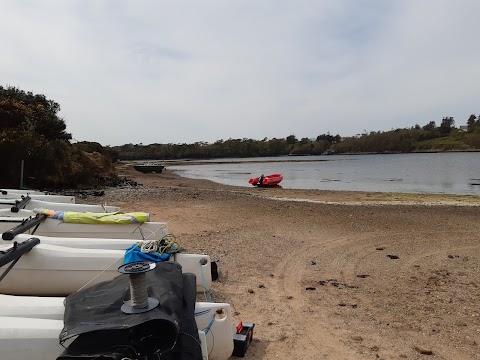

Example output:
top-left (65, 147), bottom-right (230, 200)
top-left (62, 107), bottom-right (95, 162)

top-left (285, 134), bottom-right (297, 145)
top-left (0, 86), bottom-right (115, 188)
top-left (422, 121), bottom-right (436, 131)
top-left (439, 116), bottom-right (455, 134)
top-left (316, 133), bottom-right (341, 144)
top-left (467, 114), bottom-right (477, 132)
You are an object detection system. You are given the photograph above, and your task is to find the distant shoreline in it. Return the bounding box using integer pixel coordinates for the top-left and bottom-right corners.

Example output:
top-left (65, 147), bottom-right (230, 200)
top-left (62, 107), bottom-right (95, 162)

top-left (126, 149), bottom-right (480, 167)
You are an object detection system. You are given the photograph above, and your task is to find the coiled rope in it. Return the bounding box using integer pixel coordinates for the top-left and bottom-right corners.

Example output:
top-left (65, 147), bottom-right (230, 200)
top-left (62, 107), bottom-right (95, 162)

top-left (129, 271), bottom-right (149, 308)
top-left (139, 234), bottom-right (182, 256)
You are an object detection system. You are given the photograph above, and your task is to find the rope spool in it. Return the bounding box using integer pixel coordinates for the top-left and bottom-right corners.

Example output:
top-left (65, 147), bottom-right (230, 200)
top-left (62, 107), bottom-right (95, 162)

top-left (118, 261), bottom-right (159, 314)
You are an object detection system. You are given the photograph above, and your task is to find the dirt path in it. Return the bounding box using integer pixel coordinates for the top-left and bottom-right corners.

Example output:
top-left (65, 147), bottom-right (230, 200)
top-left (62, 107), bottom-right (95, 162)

top-left (81, 164), bottom-right (480, 359)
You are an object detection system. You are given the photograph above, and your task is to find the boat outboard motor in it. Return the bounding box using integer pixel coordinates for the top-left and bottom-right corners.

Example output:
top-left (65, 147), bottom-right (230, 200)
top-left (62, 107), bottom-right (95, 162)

top-left (1, 214), bottom-right (47, 240)
top-left (11, 195), bottom-right (31, 213)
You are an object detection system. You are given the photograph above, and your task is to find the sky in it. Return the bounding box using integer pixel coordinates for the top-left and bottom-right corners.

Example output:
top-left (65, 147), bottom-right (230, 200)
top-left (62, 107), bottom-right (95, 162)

top-left (1, 0), bottom-right (479, 146)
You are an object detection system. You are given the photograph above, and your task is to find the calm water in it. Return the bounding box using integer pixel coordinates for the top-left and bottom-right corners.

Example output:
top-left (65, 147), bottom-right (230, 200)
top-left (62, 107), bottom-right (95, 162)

top-left (168, 153), bottom-right (480, 195)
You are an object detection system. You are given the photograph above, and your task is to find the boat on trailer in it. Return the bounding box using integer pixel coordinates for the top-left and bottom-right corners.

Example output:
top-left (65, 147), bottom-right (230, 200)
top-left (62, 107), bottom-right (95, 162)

top-left (0, 193), bottom-right (75, 203)
top-left (0, 302), bottom-right (233, 359)
top-left (0, 196), bottom-right (119, 212)
top-left (0, 237), bottom-right (212, 295)
top-left (1, 189), bottom-right (47, 196)
top-left (0, 213), bottom-right (168, 242)
top-left (0, 263), bottom-right (235, 360)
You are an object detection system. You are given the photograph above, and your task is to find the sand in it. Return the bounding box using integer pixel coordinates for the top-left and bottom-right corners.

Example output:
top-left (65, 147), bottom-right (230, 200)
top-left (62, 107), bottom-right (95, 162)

top-left (81, 163), bottom-right (480, 360)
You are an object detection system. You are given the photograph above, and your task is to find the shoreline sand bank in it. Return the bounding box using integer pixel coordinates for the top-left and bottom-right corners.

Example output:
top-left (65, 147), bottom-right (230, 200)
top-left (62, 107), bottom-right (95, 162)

top-left (81, 165), bottom-right (480, 359)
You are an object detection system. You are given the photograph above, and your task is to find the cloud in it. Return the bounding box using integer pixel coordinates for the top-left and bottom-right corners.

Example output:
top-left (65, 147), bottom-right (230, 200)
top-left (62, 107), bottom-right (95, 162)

top-left (1, 0), bottom-right (479, 145)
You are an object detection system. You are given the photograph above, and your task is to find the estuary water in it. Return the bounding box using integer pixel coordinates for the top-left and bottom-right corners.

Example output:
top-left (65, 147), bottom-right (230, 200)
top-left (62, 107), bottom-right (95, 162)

top-left (168, 152), bottom-right (480, 196)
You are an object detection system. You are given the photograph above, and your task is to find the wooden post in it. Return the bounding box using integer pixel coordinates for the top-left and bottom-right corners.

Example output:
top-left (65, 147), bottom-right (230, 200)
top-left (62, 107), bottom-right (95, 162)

top-left (20, 160), bottom-right (24, 189)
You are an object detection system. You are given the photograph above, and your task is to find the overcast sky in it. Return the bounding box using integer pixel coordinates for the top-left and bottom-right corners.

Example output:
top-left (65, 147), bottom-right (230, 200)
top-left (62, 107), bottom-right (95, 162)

top-left (1, 1), bottom-right (479, 146)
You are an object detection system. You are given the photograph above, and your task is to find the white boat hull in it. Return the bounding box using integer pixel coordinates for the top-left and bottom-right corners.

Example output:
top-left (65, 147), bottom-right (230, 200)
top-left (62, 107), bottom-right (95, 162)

top-left (1, 189), bottom-right (47, 195)
top-left (0, 198), bottom-right (119, 212)
top-left (0, 243), bottom-right (212, 295)
top-left (0, 194), bottom-right (75, 203)
top-left (0, 317), bottom-right (66, 360)
top-left (6, 233), bottom-right (168, 249)
top-left (0, 218), bottom-right (167, 240)
top-left (0, 299), bottom-right (233, 360)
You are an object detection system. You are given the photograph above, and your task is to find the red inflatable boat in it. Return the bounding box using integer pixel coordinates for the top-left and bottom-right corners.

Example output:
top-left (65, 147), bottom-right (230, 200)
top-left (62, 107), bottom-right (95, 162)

top-left (248, 174), bottom-right (283, 187)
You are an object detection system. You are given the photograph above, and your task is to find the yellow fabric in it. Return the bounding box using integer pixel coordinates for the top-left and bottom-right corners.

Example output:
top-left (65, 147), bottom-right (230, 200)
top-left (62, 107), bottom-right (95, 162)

top-left (63, 211), bottom-right (150, 224)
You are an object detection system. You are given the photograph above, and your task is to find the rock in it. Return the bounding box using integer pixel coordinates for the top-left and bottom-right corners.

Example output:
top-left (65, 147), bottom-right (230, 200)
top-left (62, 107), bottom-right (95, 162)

top-left (286, 295), bottom-right (293, 299)
top-left (305, 287), bottom-right (316, 291)
top-left (351, 335), bottom-right (363, 341)
top-left (387, 254), bottom-right (399, 259)
top-left (248, 289), bottom-right (255, 294)
top-left (376, 247), bottom-right (385, 251)
top-left (414, 346), bottom-right (433, 355)
top-left (258, 284), bottom-right (265, 288)
top-left (357, 274), bottom-right (370, 278)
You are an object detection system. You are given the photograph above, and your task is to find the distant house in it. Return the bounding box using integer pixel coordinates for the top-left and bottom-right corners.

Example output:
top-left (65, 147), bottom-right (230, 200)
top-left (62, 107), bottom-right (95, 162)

top-left (459, 125), bottom-right (468, 132)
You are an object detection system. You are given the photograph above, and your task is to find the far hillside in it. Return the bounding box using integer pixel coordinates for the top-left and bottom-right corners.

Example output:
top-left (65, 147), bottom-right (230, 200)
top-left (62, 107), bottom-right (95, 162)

top-left (110, 116), bottom-right (480, 160)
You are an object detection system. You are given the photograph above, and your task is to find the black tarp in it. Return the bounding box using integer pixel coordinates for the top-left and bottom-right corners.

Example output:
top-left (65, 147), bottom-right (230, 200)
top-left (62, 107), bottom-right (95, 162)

top-left (57, 261), bottom-right (202, 360)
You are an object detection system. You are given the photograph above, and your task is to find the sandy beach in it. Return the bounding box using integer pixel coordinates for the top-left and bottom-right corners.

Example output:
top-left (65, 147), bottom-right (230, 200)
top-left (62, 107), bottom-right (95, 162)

top-left (82, 163), bottom-right (480, 360)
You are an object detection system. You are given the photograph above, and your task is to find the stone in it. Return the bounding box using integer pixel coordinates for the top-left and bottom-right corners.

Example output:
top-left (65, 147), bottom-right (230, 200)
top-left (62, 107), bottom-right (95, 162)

top-left (414, 346), bottom-right (433, 355)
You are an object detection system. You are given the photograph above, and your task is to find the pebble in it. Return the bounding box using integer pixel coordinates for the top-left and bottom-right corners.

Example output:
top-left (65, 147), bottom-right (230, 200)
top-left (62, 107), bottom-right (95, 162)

top-left (414, 346), bottom-right (433, 355)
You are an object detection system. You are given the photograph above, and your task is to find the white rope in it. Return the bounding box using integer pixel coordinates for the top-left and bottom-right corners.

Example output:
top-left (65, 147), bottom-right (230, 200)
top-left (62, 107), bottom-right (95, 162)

top-left (75, 244), bottom-right (138, 293)
top-left (139, 234), bottom-right (181, 255)
top-left (75, 255), bottom-right (123, 292)
top-left (140, 240), bottom-right (160, 253)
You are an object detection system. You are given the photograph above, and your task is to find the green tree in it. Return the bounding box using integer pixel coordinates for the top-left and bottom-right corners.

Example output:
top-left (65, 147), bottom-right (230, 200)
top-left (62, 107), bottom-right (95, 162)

top-left (0, 86), bottom-right (115, 189)
top-left (422, 121), bottom-right (436, 131)
top-left (286, 134), bottom-right (297, 145)
top-left (467, 114), bottom-right (477, 132)
top-left (439, 116), bottom-right (455, 134)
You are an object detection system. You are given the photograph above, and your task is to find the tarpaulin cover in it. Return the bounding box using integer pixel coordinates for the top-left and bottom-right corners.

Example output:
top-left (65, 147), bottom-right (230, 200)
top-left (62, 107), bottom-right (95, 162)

top-left (57, 262), bottom-right (202, 359)
top-left (33, 209), bottom-right (150, 224)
